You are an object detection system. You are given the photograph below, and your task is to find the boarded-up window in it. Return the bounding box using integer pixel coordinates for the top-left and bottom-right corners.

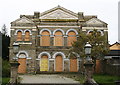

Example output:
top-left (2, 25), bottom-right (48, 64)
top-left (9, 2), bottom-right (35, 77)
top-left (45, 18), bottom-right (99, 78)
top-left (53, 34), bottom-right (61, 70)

top-left (18, 58), bottom-right (26, 73)
top-left (55, 55), bottom-right (63, 72)
top-left (41, 31), bottom-right (50, 46)
top-left (17, 31), bottom-right (22, 41)
top-left (95, 60), bottom-right (102, 73)
top-left (67, 31), bottom-right (76, 46)
top-left (54, 31), bottom-right (63, 46)
top-left (25, 31), bottom-right (30, 41)
top-left (70, 58), bottom-right (78, 72)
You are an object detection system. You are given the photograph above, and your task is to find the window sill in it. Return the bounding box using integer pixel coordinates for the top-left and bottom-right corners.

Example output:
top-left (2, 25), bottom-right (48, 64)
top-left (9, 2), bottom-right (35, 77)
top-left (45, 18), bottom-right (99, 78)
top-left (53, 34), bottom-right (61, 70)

top-left (15, 41), bottom-right (32, 44)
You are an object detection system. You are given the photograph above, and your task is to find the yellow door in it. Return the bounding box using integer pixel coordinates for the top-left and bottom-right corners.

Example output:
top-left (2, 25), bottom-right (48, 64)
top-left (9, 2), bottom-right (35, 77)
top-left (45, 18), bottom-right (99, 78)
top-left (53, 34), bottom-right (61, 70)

top-left (40, 56), bottom-right (48, 71)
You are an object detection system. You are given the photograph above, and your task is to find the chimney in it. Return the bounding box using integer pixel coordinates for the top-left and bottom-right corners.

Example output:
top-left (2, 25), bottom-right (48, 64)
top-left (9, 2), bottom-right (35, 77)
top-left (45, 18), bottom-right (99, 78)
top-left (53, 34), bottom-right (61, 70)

top-left (34, 12), bottom-right (40, 18)
top-left (78, 12), bottom-right (84, 20)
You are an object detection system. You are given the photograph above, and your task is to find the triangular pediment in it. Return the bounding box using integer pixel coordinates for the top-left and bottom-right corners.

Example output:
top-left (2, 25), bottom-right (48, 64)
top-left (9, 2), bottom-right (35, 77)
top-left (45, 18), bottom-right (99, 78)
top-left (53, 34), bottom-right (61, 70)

top-left (86, 18), bottom-right (107, 25)
top-left (40, 6), bottom-right (78, 19)
top-left (12, 16), bottom-right (34, 24)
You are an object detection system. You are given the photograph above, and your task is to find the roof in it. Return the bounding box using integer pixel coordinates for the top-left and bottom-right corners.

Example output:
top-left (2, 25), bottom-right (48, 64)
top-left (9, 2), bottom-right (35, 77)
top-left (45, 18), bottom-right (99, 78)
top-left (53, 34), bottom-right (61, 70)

top-left (11, 6), bottom-right (107, 24)
top-left (109, 42), bottom-right (120, 50)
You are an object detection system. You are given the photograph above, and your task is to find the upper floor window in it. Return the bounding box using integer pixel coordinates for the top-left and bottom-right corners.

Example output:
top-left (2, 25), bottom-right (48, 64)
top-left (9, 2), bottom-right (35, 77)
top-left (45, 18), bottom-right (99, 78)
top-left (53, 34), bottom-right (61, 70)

top-left (67, 31), bottom-right (77, 46)
top-left (17, 31), bottom-right (22, 41)
top-left (87, 30), bottom-right (104, 36)
top-left (54, 31), bottom-right (63, 46)
top-left (40, 31), bottom-right (50, 46)
top-left (24, 31), bottom-right (30, 41)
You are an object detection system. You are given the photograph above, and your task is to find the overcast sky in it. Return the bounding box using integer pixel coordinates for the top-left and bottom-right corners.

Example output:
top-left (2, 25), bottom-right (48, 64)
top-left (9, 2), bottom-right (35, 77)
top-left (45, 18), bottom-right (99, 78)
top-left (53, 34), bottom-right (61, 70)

top-left (0, 0), bottom-right (119, 44)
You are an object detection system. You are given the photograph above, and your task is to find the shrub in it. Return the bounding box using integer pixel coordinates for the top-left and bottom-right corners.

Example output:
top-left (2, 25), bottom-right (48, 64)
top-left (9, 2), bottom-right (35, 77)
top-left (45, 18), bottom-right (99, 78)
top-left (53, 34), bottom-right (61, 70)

top-left (2, 59), bottom-right (10, 77)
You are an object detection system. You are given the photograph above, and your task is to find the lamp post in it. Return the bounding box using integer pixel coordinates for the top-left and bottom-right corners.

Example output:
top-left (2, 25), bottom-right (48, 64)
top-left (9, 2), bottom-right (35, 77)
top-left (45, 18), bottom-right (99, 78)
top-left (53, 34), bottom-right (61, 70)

top-left (84, 42), bottom-right (94, 84)
top-left (9, 42), bottom-right (20, 84)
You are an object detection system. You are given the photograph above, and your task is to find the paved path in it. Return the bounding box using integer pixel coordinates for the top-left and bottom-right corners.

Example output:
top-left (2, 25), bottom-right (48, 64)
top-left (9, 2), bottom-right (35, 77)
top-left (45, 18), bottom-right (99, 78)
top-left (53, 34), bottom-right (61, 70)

top-left (19, 74), bottom-right (80, 84)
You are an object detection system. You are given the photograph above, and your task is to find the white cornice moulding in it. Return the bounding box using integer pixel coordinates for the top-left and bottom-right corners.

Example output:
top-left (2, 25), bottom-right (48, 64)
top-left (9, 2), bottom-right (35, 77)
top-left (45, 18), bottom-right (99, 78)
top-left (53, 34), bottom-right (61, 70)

top-left (82, 27), bottom-right (108, 30)
top-left (38, 25), bottom-right (79, 28)
top-left (11, 26), bottom-right (36, 29)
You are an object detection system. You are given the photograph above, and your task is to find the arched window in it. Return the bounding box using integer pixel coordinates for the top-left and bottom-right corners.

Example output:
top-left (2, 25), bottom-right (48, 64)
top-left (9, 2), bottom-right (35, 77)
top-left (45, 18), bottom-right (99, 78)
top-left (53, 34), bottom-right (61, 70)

top-left (67, 31), bottom-right (77, 46)
top-left (41, 31), bottom-right (50, 46)
top-left (54, 31), bottom-right (63, 46)
top-left (17, 31), bottom-right (22, 41)
top-left (18, 53), bottom-right (27, 73)
top-left (97, 30), bottom-right (104, 36)
top-left (87, 31), bottom-right (93, 35)
top-left (25, 31), bottom-right (30, 41)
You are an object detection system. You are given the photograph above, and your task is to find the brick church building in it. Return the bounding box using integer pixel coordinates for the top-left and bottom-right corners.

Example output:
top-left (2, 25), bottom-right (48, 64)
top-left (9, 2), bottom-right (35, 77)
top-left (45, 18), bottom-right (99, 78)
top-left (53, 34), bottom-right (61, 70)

top-left (9, 6), bottom-right (108, 73)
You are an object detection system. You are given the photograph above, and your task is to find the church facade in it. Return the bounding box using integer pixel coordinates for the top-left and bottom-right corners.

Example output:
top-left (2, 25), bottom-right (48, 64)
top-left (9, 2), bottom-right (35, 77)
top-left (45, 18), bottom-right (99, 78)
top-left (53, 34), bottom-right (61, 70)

top-left (9, 6), bottom-right (108, 73)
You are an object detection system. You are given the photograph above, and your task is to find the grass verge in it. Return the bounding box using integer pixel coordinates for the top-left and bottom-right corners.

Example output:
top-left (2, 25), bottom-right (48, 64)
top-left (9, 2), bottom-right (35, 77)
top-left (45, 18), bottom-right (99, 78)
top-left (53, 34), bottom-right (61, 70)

top-left (93, 74), bottom-right (120, 85)
top-left (2, 77), bottom-right (10, 85)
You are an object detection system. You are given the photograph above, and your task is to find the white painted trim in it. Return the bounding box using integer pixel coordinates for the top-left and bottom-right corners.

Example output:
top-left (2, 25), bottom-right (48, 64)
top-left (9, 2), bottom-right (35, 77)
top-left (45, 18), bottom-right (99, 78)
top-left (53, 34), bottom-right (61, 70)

top-left (64, 59), bottom-right (69, 61)
top-left (53, 29), bottom-right (65, 35)
top-left (16, 42), bottom-right (32, 45)
top-left (86, 30), bottom-right (93, 35)
top-left (82, 27), bottom-right (108, 30)
top-left (97, 30), bottom-right (104, 36)
top-left (68, 59), bottom-right (70, 71)
top-left (104, 29), bottom-right (108, 31)
top-left (63, 35), bottom-right (67, 37)
top-left (53, 52), bottom-right (66, 58)
top-left (87, 29), bottom-right (104, 36)
top-left (26, 57), bottom-right (32, 59)
top-left (38, 52), bottom-right (51, 59)
top-left (68, 52), bottom-right (80, 58)
top-left (50, 35), bottom-right (54, 37)
top-left (40, 29), bottom-right (52, 35)
top-left (82, 29), bottom-right (86, 31)
top-left (14, 29), bottom-right (24, 35)
top-left (16, 50), bottom-right (28, 58)
top-left (24, 29), bottom-right (32, 35)
top-left (66, 29), bottom-right (78, 35)
top-left (49, 59), bottom-right (54, 61)
top-left (11, 29), bottom-right (15, 30)
top-left (11, 26), bottom-right (36, 29)
top-left (36, 58), bottom-right (40, 60)
top-left (53, 52), bottom-right (66, 71)
top-left (38, 25), bottom-right (80, 28)
top-left (77, 58), bottom-right (79, 71)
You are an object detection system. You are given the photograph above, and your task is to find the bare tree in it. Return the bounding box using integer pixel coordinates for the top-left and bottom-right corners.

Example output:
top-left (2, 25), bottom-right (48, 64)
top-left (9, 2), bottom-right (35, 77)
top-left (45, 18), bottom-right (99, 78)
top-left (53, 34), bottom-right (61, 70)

top-left (1, 24), bottom-right (8, 35)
